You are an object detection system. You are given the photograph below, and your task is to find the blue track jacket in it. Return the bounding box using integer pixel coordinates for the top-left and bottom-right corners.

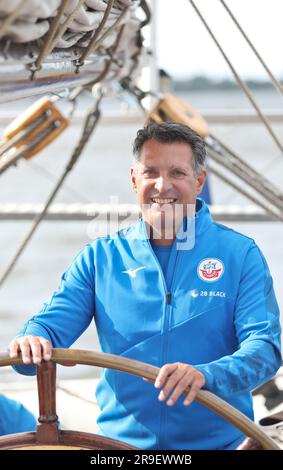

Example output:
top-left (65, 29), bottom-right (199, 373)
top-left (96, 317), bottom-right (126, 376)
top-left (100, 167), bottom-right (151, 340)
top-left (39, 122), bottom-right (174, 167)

top-left (14, 199), bottom-right (281, 450)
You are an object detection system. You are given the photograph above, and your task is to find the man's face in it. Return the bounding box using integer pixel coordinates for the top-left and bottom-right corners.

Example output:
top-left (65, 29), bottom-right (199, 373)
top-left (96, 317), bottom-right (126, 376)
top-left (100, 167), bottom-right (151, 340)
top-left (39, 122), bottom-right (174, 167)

top-left (131, 139), bottom-right (206, 242)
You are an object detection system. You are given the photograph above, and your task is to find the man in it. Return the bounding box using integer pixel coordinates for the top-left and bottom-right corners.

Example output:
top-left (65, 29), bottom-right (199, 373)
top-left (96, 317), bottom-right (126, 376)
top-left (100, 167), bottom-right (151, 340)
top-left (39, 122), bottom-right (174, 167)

top-left (9, 122), bottom-right (281, 450)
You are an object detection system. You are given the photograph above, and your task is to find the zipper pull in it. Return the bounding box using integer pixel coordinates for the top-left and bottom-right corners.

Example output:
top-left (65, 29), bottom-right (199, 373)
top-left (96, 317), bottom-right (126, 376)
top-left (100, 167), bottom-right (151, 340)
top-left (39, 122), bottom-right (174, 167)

top-left (166, 292), bottom-right (172, 304)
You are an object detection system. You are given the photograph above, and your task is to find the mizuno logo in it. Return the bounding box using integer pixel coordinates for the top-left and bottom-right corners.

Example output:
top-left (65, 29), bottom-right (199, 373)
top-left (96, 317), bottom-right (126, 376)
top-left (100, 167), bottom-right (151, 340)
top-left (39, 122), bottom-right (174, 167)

top-left (122, 266), bottom-right (145, 278)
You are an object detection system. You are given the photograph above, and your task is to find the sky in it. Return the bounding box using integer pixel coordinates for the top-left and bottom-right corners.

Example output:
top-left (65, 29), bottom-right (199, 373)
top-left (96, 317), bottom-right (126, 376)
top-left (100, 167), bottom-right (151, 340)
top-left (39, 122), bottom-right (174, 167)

top-left (154, 0), bottom-right (283, 80)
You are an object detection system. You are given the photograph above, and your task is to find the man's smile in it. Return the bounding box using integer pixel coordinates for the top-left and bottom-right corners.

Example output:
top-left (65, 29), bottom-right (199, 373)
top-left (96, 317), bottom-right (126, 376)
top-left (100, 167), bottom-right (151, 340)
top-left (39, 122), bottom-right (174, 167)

top-left (150, 197), bottom-right (178, 205)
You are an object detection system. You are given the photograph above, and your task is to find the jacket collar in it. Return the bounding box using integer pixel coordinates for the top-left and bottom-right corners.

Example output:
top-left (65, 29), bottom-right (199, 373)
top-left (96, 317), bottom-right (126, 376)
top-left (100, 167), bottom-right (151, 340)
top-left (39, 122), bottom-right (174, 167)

top-left (194, 198), bottom-right (213, 235)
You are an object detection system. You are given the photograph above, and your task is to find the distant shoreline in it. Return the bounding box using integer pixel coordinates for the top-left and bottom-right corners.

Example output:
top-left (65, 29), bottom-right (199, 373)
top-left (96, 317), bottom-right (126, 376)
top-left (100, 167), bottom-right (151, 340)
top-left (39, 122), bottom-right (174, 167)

top-left (172, 76), bottom-right (282, 92)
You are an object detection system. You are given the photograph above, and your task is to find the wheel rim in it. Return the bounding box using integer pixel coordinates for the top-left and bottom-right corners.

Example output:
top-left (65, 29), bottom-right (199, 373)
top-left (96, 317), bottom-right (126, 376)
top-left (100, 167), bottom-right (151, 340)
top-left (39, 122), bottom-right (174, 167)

top-left (0, 349), bottom-right (280, 450)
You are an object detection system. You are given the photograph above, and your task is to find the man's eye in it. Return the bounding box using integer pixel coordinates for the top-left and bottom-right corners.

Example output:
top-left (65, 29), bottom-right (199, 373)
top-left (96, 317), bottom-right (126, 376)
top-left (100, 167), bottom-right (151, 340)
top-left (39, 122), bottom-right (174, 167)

top-left (172, 170), bottom-right (186, 177)
top-left (143, 169), bottom-right (156, 176)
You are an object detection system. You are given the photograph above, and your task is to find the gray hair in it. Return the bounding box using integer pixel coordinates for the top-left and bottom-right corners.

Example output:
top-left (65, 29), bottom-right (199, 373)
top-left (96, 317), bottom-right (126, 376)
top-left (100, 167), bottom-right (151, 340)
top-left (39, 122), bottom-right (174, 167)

top-left (132, 122), bottom-right (206, 175)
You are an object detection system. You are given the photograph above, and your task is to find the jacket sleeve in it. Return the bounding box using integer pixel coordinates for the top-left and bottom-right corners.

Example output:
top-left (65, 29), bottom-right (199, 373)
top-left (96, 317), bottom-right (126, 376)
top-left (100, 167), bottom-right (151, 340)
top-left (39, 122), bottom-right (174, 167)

top-left (12, 244), bottom-right (96, 376)
top-left (196, 241), bottom-right (282, 398)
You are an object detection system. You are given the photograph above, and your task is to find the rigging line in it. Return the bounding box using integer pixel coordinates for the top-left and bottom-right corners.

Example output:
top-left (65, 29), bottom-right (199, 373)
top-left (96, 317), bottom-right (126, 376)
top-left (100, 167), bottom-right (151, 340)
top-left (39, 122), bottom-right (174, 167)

top-left (74, 0), bottom-right (115, 72)
top-left (219, 0), bottom-right (283, 97)
top-left (81, 6), bottom-right (130, 58)
top-left (0, 93), bottom-right (103, 290)
top-left (47, 0), bottom-right (87, 53)
top-left (30, 0), bottom-right (87, 78)
top-left (0, 120), bottom-right (64, 176)
top-left (0, 144), bottom-right (29, 176)
top-left (207, 161), bottom-right (283, 223)
top-left (126, 0), bottom-right (152, 79)
top-left (65, 23), bottom-right (127, 127)
top-left (30, 0), bottom-right (69, 75)
top-left (0, 113), bottom-right (47, 158)
top-left (0, 0), bottom-right (29, 40)
top-left (215, 147), bottom-right (283, 206)
top-left (207, 133), bottom-right (283, 207)
top-left (188, 0), bottom-right (283, 155)
top-left (120, 78), bottom-right (150, 113)
top-left (207, 135), bottom-right (283, 209)
top-left (207, 148), bottom-right (283, 221)
top-left (66, 25), bottom-right (125, 122)
top-left (27, 161), bottom-right (92, 204)
top-left (56, 384), bottom-right (97, 405)
top-left (139, 0), bottom-right (151, 28)
top-left (81, 22), bottom-right (126, 89)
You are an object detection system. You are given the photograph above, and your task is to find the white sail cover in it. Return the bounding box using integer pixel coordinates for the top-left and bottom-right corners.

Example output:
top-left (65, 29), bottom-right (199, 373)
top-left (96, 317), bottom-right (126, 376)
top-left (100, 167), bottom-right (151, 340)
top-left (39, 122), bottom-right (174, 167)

top-left (0, 0), bottom-right (147, 101)
top-left (0, 0), bottom-right (138, 46)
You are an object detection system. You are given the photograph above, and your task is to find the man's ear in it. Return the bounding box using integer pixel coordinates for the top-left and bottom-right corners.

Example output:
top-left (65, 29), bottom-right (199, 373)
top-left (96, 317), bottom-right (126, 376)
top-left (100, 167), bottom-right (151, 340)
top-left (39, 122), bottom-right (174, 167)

top-left (131, 167), bottom-right (137, 192)
top-left (196, 170), bottom-right (206, 195)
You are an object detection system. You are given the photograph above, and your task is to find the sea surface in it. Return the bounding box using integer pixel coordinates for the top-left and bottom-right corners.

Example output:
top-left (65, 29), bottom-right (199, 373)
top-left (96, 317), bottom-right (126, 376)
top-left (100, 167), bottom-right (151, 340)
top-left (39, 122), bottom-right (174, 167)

top-left (0, 89), bottom-right (283, 380)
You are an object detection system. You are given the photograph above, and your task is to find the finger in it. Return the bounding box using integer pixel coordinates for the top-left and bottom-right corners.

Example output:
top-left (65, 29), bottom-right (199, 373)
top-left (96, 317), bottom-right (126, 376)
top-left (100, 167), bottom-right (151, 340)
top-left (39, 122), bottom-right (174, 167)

top-left (29, 338), bottom-right (44, 365)
top-left (9, 339), bottom-right (20, 358)
top-left (155, 364), bottom-right (178, 388)
top-left (158, 368), bottom-right (188, 404)
top-left (183, 380), bottom-right (203, 406)
top-left (20, 338), bottom-right (33, 364)
top-left (165, 372), bottom-right (193, 406)
top-left (39, 338), bottom-right (52, 361)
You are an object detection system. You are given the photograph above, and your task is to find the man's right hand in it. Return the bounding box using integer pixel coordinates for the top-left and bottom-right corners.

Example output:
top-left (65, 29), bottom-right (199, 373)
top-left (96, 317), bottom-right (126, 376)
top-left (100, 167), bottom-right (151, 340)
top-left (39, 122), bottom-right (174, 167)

top-left (9, 336), bottom-right (52, 365)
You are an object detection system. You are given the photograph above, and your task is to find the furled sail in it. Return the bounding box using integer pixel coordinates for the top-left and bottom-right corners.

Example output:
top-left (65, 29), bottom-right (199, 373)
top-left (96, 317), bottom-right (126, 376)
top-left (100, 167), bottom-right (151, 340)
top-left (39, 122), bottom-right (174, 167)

top-left (0, 0), bottom-right (147, 102)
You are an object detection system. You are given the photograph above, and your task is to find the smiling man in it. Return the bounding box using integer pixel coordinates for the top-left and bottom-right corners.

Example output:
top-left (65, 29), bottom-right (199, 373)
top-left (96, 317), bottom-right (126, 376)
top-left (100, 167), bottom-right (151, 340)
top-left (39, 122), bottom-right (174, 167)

top-left (9, 122), bottom-right (281, 450)
top-left (131, 131), bottom-right (205, 245)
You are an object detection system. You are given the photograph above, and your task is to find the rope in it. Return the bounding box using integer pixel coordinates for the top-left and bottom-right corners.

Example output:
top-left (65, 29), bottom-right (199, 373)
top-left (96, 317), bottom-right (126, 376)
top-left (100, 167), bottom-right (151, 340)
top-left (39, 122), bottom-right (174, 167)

top-left (207, 157), bottom-right (283, 223)
top-left (140, 0), bottom-right (151, 28)
top-left (74, 0), bottom-right (115, 73)
top-left (79, 22), bottom-right (126, 89)
top-left (66, 23), bottom-right (126, 117)
top-left (0, 113), bottom-right (47, 158)
top-left (30, 1), bottom-right (128, 80)
top-left (30, 0), bottom-right (69, 77)
top-left (188, 0), bottom-right (283, 155)
top-left (0, 93), bottom-right (103, 289)
top-left (0, 144), bottom-right (29, 176)
top-left (57, 384), bottom-right (97, 406)
top-left (127, 0), bottom-right (151, 77)
top-left (80, 6), bottom-right (130, 60)
top-left (209, 134), bottom-right (283, 206)
top-left (219, 0), bottom-right (283, 97)
top-left (0, 114), bottom-right (55, 177)
top-left (28, 161), bottom-right (92, 204)
top-left (0, 0), bottom-right (29, 40)
top-left (30, 0), bottom-right (86, 79)
top-left (207, 134), bottom-right (283, 212)
top-left (47, 0), bottom-right (87, 55)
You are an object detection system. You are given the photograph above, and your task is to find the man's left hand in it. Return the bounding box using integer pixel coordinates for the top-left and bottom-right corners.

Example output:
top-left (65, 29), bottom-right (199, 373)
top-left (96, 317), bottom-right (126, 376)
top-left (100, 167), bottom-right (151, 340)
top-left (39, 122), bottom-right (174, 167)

top-left (154, 362), bottom-right (205, 406)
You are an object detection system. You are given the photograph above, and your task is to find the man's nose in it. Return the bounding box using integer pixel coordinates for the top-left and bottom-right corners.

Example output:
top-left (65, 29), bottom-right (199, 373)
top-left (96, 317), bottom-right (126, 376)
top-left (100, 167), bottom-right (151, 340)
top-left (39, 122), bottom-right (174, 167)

top-left (155, 175), bottom-right (172, 192)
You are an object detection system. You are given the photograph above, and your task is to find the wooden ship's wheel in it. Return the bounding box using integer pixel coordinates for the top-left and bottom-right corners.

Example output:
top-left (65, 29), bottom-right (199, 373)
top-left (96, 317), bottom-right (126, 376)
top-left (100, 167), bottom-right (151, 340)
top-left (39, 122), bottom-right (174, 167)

top-left (0, 349), bottom-right (280, 450)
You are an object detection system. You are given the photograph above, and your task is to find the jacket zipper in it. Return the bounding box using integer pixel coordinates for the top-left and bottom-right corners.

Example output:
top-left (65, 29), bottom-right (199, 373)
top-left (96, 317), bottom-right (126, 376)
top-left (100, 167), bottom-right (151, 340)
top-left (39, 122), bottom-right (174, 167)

top-left (149, 243), bottom-right (179, 449)
top-left (166, 292), bottom-right (172, 305)
top-left (159, 250), bottom-right (180, 449)
top-left (141, 220), bottom-right (179, 449)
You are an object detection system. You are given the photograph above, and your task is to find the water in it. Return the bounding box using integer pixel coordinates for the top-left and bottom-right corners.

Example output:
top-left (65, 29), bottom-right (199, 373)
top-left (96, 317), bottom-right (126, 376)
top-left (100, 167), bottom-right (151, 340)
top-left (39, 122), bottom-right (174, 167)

top-left (0, 90), bottom-right (283, 380)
